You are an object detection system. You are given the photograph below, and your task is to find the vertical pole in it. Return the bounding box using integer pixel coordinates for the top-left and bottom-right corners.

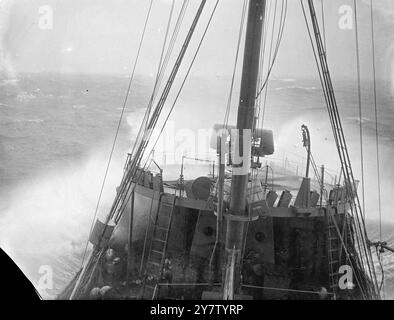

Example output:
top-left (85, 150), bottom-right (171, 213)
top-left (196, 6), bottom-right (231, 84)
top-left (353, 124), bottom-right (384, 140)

top-left (217, 141), bottom-right (225, 226)
top-left (224, 0), bottom-right (266, 298)
top-left (126, 190), bottom-right (135, 289)
top-left (264, 165), bottom-right (269, 194)
top-left (302, 125), bottom-right (311, 178)
top-left (320, 165), bottom-right (325, 207)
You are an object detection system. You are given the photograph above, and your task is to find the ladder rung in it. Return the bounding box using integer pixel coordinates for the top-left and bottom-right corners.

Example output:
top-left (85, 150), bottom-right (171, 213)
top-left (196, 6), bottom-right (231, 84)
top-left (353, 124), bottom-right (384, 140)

top-left (153, 239), bottom-right (166, 247)
top-left (330, 284), bottom-right (339, 289)
top-left (161, 202), bottom-right (174, 207)
top-left (147, 261), bottom-right (161, 267)
top-left (329, 249), bottom-right (338, 253)
top-left (157, 216), bottom-right (171, 222)
top-left (159, 211), bottom-right (172, 216)
top-left (330, 272), bottom-right (341, 277)
top-left (153, 238), bottom-right (166, 243)
top-left (329, 260), bottom-right (339, 264)
top-left (152, 250), bottom-right (164, 255)
top-left (328, 237), bottom-right (338, 241)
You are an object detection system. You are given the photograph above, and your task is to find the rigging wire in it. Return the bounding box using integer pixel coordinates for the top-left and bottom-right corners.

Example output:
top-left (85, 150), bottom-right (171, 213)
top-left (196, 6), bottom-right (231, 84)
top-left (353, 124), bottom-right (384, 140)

top-left (242, 0), bottom-right (271, 264)
top-left (369, 0), bottom-right (383, 245)
top-left (255, 0), bottom-right (272, 131)
top-left (129, 0), bottom-right (190, 162)
top-left (299, 0), bottom-right (377, 299)
top-left (72, 2), bottom-right (209, 296)
top-left (145, 0), bottom-right (176, 124)
top-left (137, 0), bottom-right (220, 181)
top-left (321, 0), bottom-right (326, 51)
top-left (260, 0), bottom-right (278, 128)
top-left (79, 0), bottom-right (155, 267)
top-left (303, 0), bottom-right (366, 262)
top-left (110, 0), bottom-right (206, 223)
top-left (353, 0), bottom-right (367, 219)
top-left (300, 0), bottom-right (371, 295)
top-left (260, 0), bottom-right (288, 127)
top-left (376, 246), bottom-right (385, 293)
top-left (370, 0), bottom-right (384, 297)
top-left (350, 2), bottom-right (379, 292)
top-left (218, 0), bottom-right (247, 207)
top-left (310, 154), bottom-right (321, 185)
top-left (255, 0), bottom-right (288, 101)
top-left (319, 0), bottom-right (379, 296)
top-left (222, 0), bottom-right (248, 129)
top-left (115, 0), bottom-right (220, 221)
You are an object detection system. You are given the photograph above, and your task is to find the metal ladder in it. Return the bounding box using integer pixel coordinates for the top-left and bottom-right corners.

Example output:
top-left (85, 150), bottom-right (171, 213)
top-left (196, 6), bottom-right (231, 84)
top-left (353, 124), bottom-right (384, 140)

top-left (326, 212), bottom-right (341, 298)
top-left (142, 194), bottom-right (176, 299)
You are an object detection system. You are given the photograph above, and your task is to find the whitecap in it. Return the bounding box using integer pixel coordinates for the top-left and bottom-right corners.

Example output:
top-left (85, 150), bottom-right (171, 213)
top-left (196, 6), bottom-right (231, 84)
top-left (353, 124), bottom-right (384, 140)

top-left (0, 79), bottom-right (19, 86)
top-left (12, 118), bottom-right (44, 124)
top-left (279, 78), bottom-right (296, 82)
top-left (16, 92), bottom-right (36, 102)
top-left (274, 85), bottom-right (317, 91)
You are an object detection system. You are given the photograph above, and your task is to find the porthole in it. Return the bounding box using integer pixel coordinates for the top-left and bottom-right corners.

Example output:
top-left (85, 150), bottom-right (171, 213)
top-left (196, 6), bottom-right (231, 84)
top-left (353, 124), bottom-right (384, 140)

top-left (203, 226), bottom-right (215, 237)
top-left (255, 231), bottom-right (265, 243)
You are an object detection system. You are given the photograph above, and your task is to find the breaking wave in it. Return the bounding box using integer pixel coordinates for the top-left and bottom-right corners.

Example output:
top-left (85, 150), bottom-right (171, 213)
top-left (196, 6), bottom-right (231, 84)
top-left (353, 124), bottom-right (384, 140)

top-left (0, 149), bottom-right (127, 298)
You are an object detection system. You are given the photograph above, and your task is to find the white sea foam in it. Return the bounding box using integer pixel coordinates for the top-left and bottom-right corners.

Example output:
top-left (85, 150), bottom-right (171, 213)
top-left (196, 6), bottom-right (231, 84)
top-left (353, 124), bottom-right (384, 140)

top-left (9, 118), bottom-right (44, 124)
top-left (0, 108), bottom-right (142, 297)
top-left (16, 92), bottom-right (36, 103)
top-left (1, 72), bottom-right (394, 299)
top-left (0, 78), bottom-right (19, 86)
top-left (278, 78), bottom-right (296, 82)
top-left (0, 150), bottom-right (126, 297)
top-left (274, 85), bottom-right (317, 92)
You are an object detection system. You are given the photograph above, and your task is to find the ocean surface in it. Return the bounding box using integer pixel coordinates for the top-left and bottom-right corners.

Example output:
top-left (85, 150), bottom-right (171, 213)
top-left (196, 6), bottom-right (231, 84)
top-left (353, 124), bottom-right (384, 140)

top-left (0, 73), bottom-right (393, 299)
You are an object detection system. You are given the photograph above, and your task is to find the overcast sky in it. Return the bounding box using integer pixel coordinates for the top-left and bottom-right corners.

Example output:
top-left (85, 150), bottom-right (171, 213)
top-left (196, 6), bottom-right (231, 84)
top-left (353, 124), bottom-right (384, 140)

top-left (1, 0), bottom-right (394, 82)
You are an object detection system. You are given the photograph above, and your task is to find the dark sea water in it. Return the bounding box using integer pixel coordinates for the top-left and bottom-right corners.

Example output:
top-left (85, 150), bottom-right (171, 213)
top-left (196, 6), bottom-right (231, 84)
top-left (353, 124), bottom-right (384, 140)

top-left (0, 73), bottom-right (393, 299)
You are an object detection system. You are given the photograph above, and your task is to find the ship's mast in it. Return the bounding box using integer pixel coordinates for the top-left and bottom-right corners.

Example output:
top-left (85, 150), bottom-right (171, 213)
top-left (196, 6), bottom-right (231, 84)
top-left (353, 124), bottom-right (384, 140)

top-left (223, 0), bottom-right (266, 298)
